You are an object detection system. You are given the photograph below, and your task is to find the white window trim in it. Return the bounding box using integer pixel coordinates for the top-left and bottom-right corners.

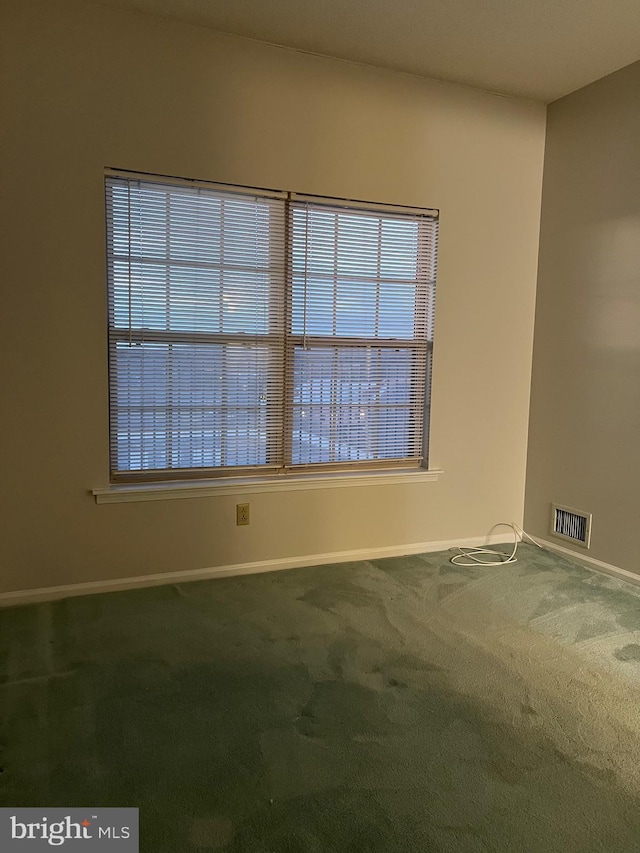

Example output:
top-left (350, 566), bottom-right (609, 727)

top-left (92, 466), bottom-right (443, 504)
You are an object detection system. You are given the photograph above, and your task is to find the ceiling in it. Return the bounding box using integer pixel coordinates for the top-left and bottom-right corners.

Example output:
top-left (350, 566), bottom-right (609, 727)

top-left (92, 0), bottom-right (640, 102)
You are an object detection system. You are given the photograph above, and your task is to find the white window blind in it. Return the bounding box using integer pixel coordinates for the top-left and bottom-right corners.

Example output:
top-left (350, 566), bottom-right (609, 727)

top-left (287, 197), bottom-right (437, 470)
top-left (105, 172), bottom-right (438, 482)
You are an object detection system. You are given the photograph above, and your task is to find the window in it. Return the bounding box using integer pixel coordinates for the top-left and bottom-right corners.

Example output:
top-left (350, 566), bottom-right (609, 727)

top-left (105, 172), bottom-right (438, 482)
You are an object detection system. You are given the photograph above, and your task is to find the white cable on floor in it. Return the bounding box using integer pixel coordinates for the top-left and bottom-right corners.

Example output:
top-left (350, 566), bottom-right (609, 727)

top-left (450, 522), bottom-right (543, 567)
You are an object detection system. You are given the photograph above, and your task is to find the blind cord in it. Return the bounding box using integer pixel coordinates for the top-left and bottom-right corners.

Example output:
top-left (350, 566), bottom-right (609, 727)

top-left (450, 522), bottom-right (543, 567)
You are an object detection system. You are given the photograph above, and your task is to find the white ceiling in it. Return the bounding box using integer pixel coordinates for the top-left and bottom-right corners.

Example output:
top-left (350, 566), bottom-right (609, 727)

top-left (92, 0), bottom-right (640, 102)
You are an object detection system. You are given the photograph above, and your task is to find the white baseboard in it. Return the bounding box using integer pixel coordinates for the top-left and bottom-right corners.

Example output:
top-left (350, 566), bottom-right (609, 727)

top-left (535, 537), bottom-right (640, 588)
top-left (0, 532), bottom-right (512, 609)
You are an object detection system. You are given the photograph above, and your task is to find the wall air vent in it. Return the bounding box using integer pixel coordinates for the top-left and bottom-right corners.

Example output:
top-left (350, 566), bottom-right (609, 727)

top-left (551, 503), bottom-right (592, 549)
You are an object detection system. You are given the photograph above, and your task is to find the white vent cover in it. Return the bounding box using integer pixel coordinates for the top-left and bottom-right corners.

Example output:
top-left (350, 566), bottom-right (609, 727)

top-left (550, 503), bottom-right (592, 549)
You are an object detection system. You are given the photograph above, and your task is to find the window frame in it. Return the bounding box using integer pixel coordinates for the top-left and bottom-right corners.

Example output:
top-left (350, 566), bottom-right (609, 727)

top-left (104, 170), bottom-right (439, 485)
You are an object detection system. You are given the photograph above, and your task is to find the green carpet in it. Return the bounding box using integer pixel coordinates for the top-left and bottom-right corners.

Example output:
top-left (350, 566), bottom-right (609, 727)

top-left (2, 544), bottom-right (640, 851)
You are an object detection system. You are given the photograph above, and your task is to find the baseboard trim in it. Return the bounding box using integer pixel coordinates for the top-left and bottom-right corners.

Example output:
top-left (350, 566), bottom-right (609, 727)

top-left (536, 537), bottom-right (640, 588)
top-left (0, 533), bottom-right (511, 608)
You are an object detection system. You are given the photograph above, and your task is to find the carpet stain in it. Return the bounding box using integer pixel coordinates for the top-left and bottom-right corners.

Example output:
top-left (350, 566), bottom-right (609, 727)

top-left (614, 643), bottom-right (640, 662)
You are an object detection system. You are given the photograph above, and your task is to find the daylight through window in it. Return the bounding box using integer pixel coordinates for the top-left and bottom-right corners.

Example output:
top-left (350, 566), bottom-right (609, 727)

top-left (105, 172), bottom-right (438, 481)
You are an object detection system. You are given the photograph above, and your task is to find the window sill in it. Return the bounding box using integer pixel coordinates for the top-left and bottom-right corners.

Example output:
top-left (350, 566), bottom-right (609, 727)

top-left (92, 467), bottom-right (443, 505)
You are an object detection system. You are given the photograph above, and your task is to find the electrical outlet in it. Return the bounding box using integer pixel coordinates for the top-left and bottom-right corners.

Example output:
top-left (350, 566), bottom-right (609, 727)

top-left (236, 503), bottom-right (250, 526)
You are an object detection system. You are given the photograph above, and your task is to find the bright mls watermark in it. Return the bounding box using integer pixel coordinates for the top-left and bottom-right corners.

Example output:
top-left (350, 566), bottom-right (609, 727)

top-left (0, 809), bottom-right (138, 850)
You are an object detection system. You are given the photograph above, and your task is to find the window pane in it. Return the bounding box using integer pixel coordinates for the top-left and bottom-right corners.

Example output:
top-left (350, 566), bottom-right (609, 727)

top-left (379, 219), bottom-right (418, 280)
top-left (166, 192), bottom-right (222, 264)
top-left (290, 205), bottom-right (428, 341)
top-left (291, 345), bottom-right (421, 464)
top-left (335, 280), bottom-right (376, 337)
top-left (113, 340), bottom-right (279, 471)
top-left (108, 181), bottom-right (280, 336)
top-left (291, 274), bottom-right (335, 336)
top-left (336, 214), bottom-right (379, 277)
top-left (377, 282), bottom-right (416, 339)
top-left (116, 409), bottom-right (169, 472)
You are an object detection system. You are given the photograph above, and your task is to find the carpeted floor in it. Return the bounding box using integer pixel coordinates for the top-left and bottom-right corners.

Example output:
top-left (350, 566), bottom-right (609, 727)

top-left (2, 543), bottom-right (640, 851)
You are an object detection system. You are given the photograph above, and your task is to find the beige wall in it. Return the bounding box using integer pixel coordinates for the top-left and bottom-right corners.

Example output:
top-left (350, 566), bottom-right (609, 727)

top-left (1, 0), bottom-right (546, 594)
top-left (525, 61), bottom-right (640, 572)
